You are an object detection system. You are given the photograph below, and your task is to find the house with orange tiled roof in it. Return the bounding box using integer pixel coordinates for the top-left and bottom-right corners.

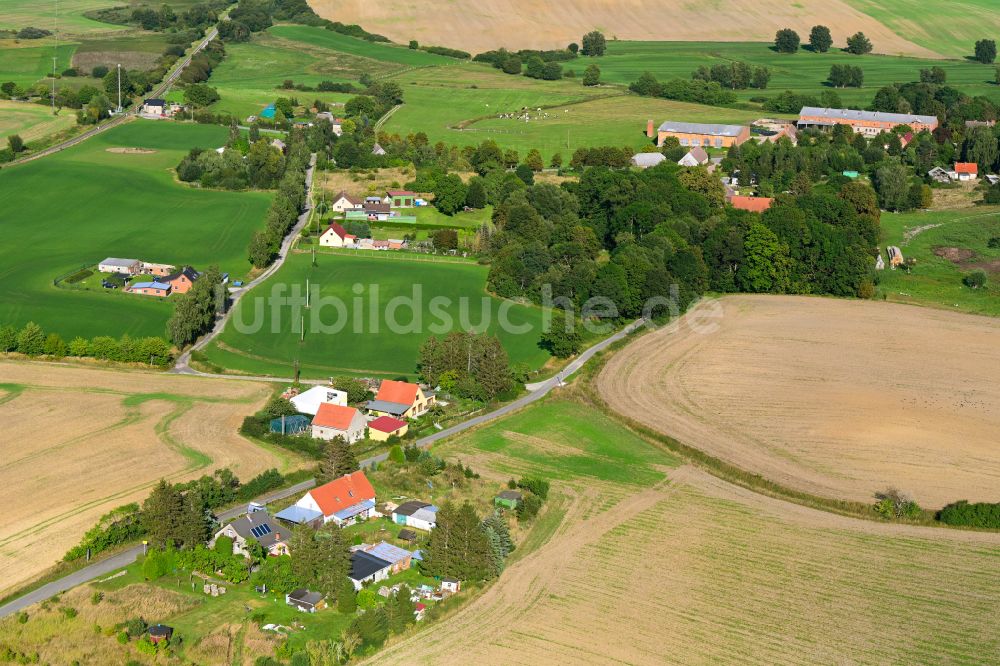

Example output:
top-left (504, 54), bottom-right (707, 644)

top-left (730, 195), bottom-right (774, 213)
top-left (311, 403), bottom-right (366, 443)
top-left (954, 162), bottom-right (978, 181)
top-left (366, 380), bottom-right (434, 419)
top-left (293, 470), bottom-right (376, 526)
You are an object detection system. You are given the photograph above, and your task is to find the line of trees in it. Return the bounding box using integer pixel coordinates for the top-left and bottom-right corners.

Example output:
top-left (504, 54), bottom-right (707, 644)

top-left (828, 64), bottom-right (864, 88)
top-left (692, 61), bottom-right (771, 90)
top-left (775, 26), bottom-right (872, 55)
top-left (629, 72), bottom-right (737, 106)
top-left (0, 321), bottom-right (173, 366)
top-left (166, 265), bottom-right (225, 346)
top-left (249, 135), bottom-right (312, 268)
top-left (63, 467), bottom-right (289, 561)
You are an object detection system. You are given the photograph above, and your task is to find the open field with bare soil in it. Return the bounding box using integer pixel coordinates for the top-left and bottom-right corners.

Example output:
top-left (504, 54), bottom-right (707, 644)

top-left (308, 0), bottom-right (934, 56)
top-left (369, 397), bottom-right (1000, 665)
top-left (598, 295), bottom-right (1000, 509)
top-left (0, 361), bottom-right (287, 598)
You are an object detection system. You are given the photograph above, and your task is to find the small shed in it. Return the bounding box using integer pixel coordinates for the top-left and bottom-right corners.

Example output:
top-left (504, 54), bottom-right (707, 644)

top-left (286, 588), bottom-right (326, 613)
top-left (269, 414), bottom-right (310, 435)
top-left (148, 624), bottom-right (173, 645)
top-left (494, 490), bottom-right (522, 510)
top-left (441, 578), bottom-right (461, 594)
top-left (398, 528), bottom-right (417, 543)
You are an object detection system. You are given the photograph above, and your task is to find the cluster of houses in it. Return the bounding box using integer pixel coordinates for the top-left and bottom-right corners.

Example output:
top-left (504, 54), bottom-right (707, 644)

top-left (97, 258), bottom-right (212, 297)
top-left (316, 189), bottom-right (428, 251)
top-left (270, 379), bottom-right (434, 443)
top-left (205, 466), bottom-right (463, 615)
top-left (927, 162), bottom-right (998, 184)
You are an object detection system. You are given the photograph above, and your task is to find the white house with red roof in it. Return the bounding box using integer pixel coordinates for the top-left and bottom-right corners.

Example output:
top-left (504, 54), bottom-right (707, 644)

top-left (366, 380), bottom-right (434, 419)
top-left (294, 470), bottom-right (376, 526)
top-left (311, 403), bottom-right (366, 443)
top-left (320, 222), bottom-right (356, 248)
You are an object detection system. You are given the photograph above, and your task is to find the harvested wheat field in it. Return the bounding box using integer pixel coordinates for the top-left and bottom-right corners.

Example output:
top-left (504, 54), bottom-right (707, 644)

top-left (598, 295), bottom-right (1000, 508)
top-left (308, 0), bottom-right (934, 56)
top-left (369, 400), bottom-right (1000, 664)
top-left (0, 361), bottom-right (287, 598)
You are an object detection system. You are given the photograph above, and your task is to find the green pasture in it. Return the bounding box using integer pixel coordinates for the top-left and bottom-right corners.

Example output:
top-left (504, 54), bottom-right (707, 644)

top-left (0, 121), bottom-right (271, 339)
top-left (878, 206), bottom-right (1000, 316)
top-left (0, 41), bottom-right (77, 88)
top-left (847, 0), bottom-right (1000, 58)
top-left (0, 0), bottom-right (126, 36)
top-left (205, 25), bottom-right (453, 120)
top-left (203, 252), bottom-right (549, 378)
top-left (442, 397), bottom-right (679, 485)
top-left (563, 41), bottom-right (1000, 106)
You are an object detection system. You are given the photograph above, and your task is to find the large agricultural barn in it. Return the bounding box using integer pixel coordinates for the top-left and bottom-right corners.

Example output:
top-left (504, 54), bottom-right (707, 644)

top-left (653, 121), bottom-right (751, 148)
top-left (797, 107), bottom-right (939, 136)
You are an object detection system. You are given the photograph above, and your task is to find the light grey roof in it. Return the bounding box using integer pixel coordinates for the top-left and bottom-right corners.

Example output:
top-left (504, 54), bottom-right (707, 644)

top-left (367, 541), bottom-right (412, 564)
top-left (225, 511), bottom-right (286, 548)
top-left (100, 257), bottom-right (140, 267)
top-left (799, 106), bottom-right (937, 126)
top-left (658, 121), bottom-right (746, 137)
top-left (631, 152), bottom-right (666, 167)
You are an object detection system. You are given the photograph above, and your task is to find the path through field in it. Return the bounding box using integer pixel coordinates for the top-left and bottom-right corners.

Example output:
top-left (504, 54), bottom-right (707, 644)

top-left (308, 0), bottom-right (936, 56)
top-left (597, 295), bottom-right (1000, 508)
top-left (0, 361), bottom-right (287, 598)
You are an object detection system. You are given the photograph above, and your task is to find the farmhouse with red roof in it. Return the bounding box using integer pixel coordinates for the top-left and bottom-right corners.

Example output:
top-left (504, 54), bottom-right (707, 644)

top-left (311, 403), bottom-right (366, 443)
top-left (293, 470), bottom-right (376, 526)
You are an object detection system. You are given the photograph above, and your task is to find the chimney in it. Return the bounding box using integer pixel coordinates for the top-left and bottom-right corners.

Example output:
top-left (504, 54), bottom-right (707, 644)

top-left (646, 119), bottom-right (655, 138)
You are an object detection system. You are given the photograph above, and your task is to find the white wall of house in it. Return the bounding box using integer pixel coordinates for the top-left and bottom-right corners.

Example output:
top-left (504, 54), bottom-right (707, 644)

top-left (319, 228), bottom-right (347, 247)
top-left (311, 411), bottom-right (365, 443)
top-left (351, 567), bottom-right (391, 591)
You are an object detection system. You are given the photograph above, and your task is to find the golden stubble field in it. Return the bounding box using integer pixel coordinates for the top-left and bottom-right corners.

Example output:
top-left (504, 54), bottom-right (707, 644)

top-left (0, 361), bottom-right (284, 598)
top-left (597, 295), bottom-right (1000, 508)
top-left (368, 457), bottom-right (1000, 665)
top-left (308, 0), bottom-right (934, 56)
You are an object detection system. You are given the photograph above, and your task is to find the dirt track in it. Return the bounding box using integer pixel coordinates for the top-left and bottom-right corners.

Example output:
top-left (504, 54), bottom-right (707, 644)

top-left (0, 361), bottom-right (281, 598)
top-left (308, 0), bottom-right (935, 56)
top-left (597, 295), bottom-right (1000, 508)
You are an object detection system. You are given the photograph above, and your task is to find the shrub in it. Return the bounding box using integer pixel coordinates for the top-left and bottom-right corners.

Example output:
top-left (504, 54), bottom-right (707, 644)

top-left (61, 607), bottom-right (78, 619)
top-left (117, 631), bottom-right (129, 644)
top-left (963, 269), bottom-right (988, 289)
top-left (91, 591), bottom-right (104, 605)
top-left (873, 487), bottom-right (921, 520)
top-left (388, 445), bottom-right (405, 464)
top-left (937, 500), bottom-right (1000, 528)
top-left (17, 612), bottom-right (28, 624)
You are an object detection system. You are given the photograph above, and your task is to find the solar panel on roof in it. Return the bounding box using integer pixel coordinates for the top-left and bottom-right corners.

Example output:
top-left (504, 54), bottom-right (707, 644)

top-left (250, 524), bottom-right (272, 538)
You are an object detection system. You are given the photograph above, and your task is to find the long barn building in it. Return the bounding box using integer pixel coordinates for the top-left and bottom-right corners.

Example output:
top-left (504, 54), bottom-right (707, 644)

top-left (797, 107), bottom-right (938, 136)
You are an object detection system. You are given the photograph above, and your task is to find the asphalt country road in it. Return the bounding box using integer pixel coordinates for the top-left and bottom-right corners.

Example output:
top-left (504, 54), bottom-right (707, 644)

top-left (3, 27), bottom-right (220, 168)
top-left (0, 479), bottom-right (315, 618)
top-left (0, 318), bottom-right (643, 617)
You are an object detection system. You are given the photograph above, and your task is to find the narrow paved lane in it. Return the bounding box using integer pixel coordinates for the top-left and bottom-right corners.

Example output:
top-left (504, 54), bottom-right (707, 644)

top-left (172, 153), bottom-right (317, 375)
top-left (3, 27), bottom-right (220, 168)
top-left (0, 479), bottom-right (315, 618)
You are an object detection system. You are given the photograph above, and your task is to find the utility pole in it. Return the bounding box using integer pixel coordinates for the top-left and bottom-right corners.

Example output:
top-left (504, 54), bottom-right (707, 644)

top-left (51, 56), bottom-right (56, 113)
top-left (116, 63), bottom-right (122, 113)
top-left (51, 0), bottom-right (58, 114)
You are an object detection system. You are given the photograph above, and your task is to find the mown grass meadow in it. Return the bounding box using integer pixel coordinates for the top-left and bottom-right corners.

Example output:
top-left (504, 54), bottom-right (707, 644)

top-left (204, 252), bottom-right (549, 378)
top-left (0, 121), bottom-right (271, 339)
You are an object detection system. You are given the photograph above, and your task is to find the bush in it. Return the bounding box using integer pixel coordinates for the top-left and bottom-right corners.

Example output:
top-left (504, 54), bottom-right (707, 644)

top-left (937, 500), bottom-right (1000, 528)
top-left (873, 487), bottom-right (921, 520)
top-left (388, 445), bottom-right (405, 464)
top-left (17, 612), bottom-right (28, 624)
top-left (91, 591), bottom-right (103, 605)
top-left (963, 269), bottom-right (988, 289)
